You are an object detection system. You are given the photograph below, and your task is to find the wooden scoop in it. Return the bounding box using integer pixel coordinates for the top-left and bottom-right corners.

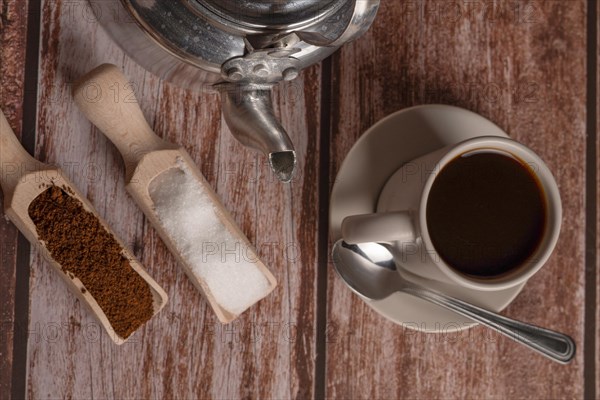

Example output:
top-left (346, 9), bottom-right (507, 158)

top-left (73, 64), bottom-right (277, 323)
top-left (0, 109), bottom-right (167, 345)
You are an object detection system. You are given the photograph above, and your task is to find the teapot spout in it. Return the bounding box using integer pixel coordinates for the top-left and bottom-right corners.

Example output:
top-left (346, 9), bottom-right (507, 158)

top-left (220, 84), bottom-right (296, 183)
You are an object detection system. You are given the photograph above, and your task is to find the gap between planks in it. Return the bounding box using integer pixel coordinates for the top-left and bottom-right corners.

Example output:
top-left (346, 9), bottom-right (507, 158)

top-left (584, 0), bottom-right (598, 399)
top-left (10, 0), bottom-right (41, 399)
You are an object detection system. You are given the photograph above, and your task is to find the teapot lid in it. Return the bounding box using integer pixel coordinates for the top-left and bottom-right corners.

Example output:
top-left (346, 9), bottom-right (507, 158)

top-left (195, 0), bottom-right (345, 30)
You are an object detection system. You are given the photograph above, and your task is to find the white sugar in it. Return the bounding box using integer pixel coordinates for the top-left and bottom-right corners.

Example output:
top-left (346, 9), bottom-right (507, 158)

top-left (149, 161), bottom-right (273, 316)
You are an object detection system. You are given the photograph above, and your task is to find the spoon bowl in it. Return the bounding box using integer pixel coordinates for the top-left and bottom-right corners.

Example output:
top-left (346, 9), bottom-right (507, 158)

top-left (332, 241), bottom-right (400, 300)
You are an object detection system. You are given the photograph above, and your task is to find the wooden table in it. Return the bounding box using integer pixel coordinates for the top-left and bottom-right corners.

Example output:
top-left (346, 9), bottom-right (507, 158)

top-left (1, 0), bottom-right (597, 398)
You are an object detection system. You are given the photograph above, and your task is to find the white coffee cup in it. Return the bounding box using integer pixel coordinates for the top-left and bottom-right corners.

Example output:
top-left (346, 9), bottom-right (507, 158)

top-left (341, 136), bottom-right (562, 291)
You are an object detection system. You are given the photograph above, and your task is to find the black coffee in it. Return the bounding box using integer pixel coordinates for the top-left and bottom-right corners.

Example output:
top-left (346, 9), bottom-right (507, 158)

top-left (426, 150), bottom-right (546, 277)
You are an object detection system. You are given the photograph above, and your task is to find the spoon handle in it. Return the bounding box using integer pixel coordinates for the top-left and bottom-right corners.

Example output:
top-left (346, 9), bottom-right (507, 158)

top-left (402, 285), bottom-right (576, 364)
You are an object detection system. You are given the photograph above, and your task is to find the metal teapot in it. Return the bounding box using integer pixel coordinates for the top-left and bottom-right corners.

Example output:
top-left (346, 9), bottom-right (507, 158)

top-left (92, 0), bottom-right (380, 181)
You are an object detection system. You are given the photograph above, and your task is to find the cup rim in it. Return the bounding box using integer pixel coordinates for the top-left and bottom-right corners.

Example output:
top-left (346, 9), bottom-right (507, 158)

top-left (417, 136), bottom-right (562, 291)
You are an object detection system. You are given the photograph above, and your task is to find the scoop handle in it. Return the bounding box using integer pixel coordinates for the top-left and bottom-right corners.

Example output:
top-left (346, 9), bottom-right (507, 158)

top-left (0, 109), bottom-right (41, 194)
top-left (72, 64), bottom-right (171, 175)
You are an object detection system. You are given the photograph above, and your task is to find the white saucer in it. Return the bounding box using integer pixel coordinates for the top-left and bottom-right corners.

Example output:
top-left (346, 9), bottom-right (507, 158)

top-left (330, 105), bottom-right (526, 332)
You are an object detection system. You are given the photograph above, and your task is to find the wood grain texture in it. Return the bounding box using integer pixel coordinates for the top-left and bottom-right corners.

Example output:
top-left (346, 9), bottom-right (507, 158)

top-left (596, 0), bottom-right (600, 395)
top-left (0, 0), bottom-right (29, 397)
top-left (25, 0), bottom-right (321, 398)
top-left (327, 1), bottom-right (587, 398)
top-left (8, 0), bottom-right (594, 397)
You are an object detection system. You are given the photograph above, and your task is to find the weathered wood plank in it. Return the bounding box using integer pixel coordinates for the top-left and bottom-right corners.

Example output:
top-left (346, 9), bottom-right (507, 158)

top-left (327, 1), bottom-right (586, 398)
top-left (596, 0), bottom-right (600, 395)
top-left (26, 0), bottom-right (321, 398)
top-left (0, 0), bottom-right (29, 397)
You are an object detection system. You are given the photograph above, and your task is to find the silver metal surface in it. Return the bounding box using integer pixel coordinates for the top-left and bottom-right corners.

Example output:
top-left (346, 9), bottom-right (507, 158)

top-left (193, 0), bottom-right (347, 32)
top-left (90, 0), bottom-right (380, 181)
top-left (221, 46), bottom-right (303, 84)
top-left (332, 240), bottom-right (576, 364)
top-left (298, 0), bottom-right (381, 47)
top-left (220, 84), bottom-right (296, 182)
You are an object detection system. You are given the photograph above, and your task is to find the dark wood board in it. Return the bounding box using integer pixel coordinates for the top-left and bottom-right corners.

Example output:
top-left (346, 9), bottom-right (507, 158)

top-left (326, 1), bottom-right (587, 398)
top-left (0, 0), bottom-right (29, 397)
top-left (588, 0), bottom-right (600, 398)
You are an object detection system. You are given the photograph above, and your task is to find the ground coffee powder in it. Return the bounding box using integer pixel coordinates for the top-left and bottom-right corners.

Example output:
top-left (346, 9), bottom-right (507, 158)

top-left (28, 185), bottom-right (154, 339)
